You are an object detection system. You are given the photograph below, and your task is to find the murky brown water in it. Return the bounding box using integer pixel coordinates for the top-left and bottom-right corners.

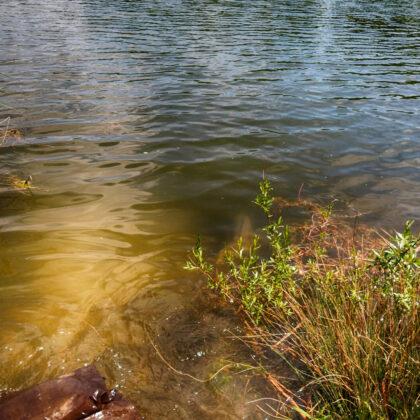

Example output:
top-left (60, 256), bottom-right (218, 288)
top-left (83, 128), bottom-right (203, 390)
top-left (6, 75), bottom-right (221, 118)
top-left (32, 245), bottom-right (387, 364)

top-left (0, 0), bottom-right (419, 418)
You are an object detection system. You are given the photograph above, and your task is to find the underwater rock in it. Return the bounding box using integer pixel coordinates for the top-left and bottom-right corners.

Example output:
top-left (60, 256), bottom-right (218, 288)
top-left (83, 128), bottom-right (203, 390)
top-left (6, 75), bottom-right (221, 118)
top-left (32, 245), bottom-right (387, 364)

top-left (0, 365), bottom-right (141, 419)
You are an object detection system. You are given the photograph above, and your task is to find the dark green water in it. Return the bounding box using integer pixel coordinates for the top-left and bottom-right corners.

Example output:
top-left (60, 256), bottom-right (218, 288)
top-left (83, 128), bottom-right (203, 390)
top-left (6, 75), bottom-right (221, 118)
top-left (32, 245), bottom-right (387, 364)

top-left (0, 0), bottom-right (419, 418)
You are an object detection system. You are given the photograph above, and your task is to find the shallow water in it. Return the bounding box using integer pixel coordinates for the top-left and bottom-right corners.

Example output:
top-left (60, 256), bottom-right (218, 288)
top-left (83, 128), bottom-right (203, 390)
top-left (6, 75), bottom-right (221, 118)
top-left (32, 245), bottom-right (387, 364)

top-left (0, 0), bottom-right (419, 418)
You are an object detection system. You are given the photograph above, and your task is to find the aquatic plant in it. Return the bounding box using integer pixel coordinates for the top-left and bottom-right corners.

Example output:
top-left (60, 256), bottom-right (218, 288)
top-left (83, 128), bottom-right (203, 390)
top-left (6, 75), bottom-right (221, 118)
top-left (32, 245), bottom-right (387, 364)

top-left (0, 174), bottom-right (36, 196)
top-left (186, 180), bottom-right (419, 419)
top-left (0, 117), bottom-right (22, 146)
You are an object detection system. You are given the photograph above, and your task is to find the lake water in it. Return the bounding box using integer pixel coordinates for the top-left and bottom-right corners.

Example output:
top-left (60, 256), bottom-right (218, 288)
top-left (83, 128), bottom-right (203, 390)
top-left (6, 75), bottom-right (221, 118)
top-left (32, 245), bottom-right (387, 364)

top-left (0, 0), bottom-right (418, 418)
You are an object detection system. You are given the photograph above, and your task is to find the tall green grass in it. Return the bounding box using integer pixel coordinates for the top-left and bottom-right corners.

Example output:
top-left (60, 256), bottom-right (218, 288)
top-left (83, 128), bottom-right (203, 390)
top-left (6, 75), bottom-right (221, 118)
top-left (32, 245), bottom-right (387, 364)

top-left (186, 180), bottom-right (419, 419)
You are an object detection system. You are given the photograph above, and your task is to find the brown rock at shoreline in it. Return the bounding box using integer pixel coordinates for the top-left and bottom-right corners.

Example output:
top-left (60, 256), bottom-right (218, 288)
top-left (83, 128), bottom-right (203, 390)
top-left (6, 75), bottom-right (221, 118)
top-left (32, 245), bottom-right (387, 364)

top-left (0, 365), bottom-right (141, 419)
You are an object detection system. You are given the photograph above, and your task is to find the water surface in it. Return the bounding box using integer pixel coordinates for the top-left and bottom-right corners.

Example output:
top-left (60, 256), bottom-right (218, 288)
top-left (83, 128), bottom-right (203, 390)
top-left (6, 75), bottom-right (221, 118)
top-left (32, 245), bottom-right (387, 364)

top-left (0, 0), bottom-right (419, 418)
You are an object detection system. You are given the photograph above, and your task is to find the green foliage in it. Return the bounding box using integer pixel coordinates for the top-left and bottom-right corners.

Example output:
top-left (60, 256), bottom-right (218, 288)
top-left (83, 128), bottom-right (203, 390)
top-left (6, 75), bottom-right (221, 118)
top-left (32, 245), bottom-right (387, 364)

top-left (186, 179), bottom-right (419, 419)
top-left (371, 221), bottom-right (419, 311)
top-left (185, 234), bottom-right (213, 275)
top-left (187, 180), bottom-right (298, 325)
top-left (254, 178), bottom-right (274, 221)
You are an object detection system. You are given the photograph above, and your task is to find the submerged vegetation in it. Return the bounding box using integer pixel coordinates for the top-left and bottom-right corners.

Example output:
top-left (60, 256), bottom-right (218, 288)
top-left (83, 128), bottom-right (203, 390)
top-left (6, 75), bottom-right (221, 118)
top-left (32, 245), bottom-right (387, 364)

top-left (0, 116), bottom-right (22, 146)
top-left (0, 117), bottom-right (35, 195)
top-left (186, 179), bottom-right (419, 419)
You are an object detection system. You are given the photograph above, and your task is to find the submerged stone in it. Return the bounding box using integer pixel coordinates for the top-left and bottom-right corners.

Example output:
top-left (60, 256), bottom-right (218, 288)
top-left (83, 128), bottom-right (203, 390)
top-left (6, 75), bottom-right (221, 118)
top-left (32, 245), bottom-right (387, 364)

top-left (0, 365), bottom-right (141, 419)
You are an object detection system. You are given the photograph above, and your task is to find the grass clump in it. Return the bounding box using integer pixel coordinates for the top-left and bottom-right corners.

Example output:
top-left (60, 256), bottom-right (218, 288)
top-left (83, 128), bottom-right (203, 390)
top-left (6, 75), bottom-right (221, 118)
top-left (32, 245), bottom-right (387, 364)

top-left (186, 179), bottom-right (419, 419)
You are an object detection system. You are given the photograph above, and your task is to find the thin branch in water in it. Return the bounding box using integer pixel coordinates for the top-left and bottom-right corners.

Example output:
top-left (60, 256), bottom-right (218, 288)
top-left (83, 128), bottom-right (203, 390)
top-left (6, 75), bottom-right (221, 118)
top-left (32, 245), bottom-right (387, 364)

top-left (298, 183), bottom-right (304, 201)
top-left (147, 331), bottom-right (235, 383)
